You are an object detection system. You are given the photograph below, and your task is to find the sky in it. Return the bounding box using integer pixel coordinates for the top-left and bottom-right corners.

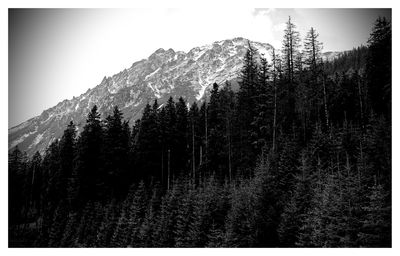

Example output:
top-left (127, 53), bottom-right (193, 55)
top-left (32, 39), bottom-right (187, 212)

top-left (8, 8), bottom-right (391, 128)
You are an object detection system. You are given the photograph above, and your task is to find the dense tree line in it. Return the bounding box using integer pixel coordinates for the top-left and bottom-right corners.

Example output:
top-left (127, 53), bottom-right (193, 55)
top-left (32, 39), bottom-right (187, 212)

top-left (9, 16), bottom-right (391, 247)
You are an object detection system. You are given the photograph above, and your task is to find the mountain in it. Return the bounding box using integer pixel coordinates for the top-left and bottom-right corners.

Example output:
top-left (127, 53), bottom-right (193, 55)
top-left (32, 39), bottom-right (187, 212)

top-left (9, 37), bottom-right (342, 157)
top-left (322, 51), bottom-right (341, 62)
top-left (9, 37), bottom-right (275, 156)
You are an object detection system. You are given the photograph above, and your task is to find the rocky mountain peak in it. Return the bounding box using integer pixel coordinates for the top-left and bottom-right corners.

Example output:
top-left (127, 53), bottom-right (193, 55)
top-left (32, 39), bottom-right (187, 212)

top-left (9, 37), bottom-right (337, 157)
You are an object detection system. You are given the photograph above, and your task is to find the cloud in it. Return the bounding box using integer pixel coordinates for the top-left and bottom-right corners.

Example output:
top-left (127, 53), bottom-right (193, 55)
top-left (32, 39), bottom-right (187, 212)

top-left (252, 8), bottom-right (276, 16)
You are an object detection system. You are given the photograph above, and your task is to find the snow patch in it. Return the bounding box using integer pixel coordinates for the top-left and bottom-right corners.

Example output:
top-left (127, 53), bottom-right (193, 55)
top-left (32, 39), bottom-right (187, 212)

top-left (196, 80), bottom-right (208, 100)
top-left (32, 133), bottom-right (44, 146)
top-left (147, 82), bottom-right (161, 98)
top-left (144, 67), bottom-right (161, 80)
top-left (124, 101), bottom-right (135, 108)
top-left (10, 130), bottom-right (37, 149)
top-left (157, 103), bottom-right (165, 109)
top-left (193, 47), bottom-right (209, 61)
top-left (125, 98), bottom-right (141, 108)
top-left (42, 113), bottom-right (54, 124)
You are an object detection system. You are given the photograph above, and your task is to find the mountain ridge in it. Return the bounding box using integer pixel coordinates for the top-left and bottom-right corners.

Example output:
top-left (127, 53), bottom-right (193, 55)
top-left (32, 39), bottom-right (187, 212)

top-left (9, 37), bottom-right (340, 157)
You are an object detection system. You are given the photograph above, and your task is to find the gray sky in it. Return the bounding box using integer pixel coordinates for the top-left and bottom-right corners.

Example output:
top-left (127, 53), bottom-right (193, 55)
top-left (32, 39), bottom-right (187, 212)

top-left (8, 8), bottom-right (391, 128)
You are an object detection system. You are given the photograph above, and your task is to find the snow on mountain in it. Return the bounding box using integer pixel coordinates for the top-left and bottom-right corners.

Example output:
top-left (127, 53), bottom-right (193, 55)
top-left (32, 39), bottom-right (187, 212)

top-left (8, 37), bottom-right (337, 157)
top-left (322, 51), bottom-right (341, 62)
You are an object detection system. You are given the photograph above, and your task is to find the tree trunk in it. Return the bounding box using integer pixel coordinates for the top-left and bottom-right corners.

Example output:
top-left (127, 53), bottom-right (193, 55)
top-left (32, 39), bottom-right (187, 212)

top-left (205, 104), bottom-right (208, 175)
top-left (272, 49), bottom-right (278, 152)
top-left (227, 119), bottom-right (232, 182)
top-left (357, 72), bottom-right (364, 129)
top-left (192, 120), bottom-right (195, 184)
top-left (322, 75), bottom-right (329, 130)
top-left (167, 149), bottom-right (170, 190)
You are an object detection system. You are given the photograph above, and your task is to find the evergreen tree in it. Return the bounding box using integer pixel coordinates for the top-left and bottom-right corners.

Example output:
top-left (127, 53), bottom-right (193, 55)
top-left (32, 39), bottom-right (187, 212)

top-left (48, 201), bottom-right (68, 247)
top-left (135, 102), bottom-right (160, 182)
top-left (104, 106), bottom-right (130, 197)
top-left (164, 97), bottom-right (178, 187)
top-left (207, 83), bottom-right (225, 176)
top-left (9, 146), bottom-right (28, 224)
top-left (235, 42), bottom-right (259, 173)
top-left (366, 17), bottom-right (391, 120)
top-left (358, 184), bottom-right (391, 247)
top-left (29, 151), bottom-right (43, 215)
top-left (74, 105), bottom-right (105, 204)
top-left (278, 151), bottom-right (313, 247)
top-left (304, 27), bottom-right (323, 76)
top-left (59, 121), bottom-right (76, 202)
top-left (281, 16), bottom-right (301, 131)
top-left (188, 102), bottom-right (201, 182)
top-left (252, 57), bottom-right (273, 151)
top-left (42, 140), bottom-right (61, 206)
top-left (175, 97), bottom-right (189, 174)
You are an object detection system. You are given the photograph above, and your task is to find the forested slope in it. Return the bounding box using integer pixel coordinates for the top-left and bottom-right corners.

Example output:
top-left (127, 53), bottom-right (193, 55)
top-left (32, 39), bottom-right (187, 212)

top-left (9, 17), bottom-right (391, 248)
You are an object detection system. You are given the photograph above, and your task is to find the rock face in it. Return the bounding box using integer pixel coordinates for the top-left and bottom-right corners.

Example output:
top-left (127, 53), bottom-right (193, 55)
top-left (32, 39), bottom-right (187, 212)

top-left (9, 37), bottom-right (274, 156)
top-left (8, 37), bottom-right (340, 157)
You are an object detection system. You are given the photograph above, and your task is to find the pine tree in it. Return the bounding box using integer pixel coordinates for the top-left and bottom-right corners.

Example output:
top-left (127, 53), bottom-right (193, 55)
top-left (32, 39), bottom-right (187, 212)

top-left (358, 184), bottom-right (391, 247)
top-left (29, 151), bottom-right (43, 215)
top-left (74, 105), bottom-right (105, 204)
top-left (174, 181), bottom-right (195, 247)
top-left (281, 16), bottom-right (301, 131)
top-left (271, 48), bottom-right (279, 152)
top-left (366, 17), bottom-right (391, 120)
top-left (59, 121), bottom-right (76, 202)
top-left (135, 102), bottom-right (161, 182)
top-left (198, 102), bottom-right (208, 178)
top-left (126, 182), bottom-right (148, 247)
top-left (188, 102), bottom-right (201, 183)
top-left (235, 42), bottom-right (259, 173)
top-left (95, 200), bottom-right (119, 247)
top-left (278, 151), bottom-right (313, 247)
top-left (175, 97), bottom-right (189, 174)
top-left (60, 211), bottom-right (80, 247)
top-left (302, 27), bottom-right (324, 132)
top-left (48, 201), bottom-right (68, 247)
top-left (104, 106), bottom-right (130, 197)
top-left (137, 186), bottom-right (162, 247)
top-left (164, 97), bottom-right (178, 187)
top-left (219, 83), bottom-right (236, 180)
top-left (304, 27), bottom-right (323, 77)
top-left (207, 83), bottom-right (226, 176)
top-left (153, 185), bottom-right (180, 247)
top-left (9, 146), bottom-right (28, 224)
top-left (42, 140), bottom-right (61, 206)
top-left (224, 179), bottom-right (256, 247)
top-left (252, 56), bottom-right (273, 151)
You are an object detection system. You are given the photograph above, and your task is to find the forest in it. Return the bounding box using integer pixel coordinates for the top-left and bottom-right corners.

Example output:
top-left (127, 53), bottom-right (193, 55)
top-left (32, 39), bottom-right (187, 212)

top-left (9, 17), bottom-right (391, 247)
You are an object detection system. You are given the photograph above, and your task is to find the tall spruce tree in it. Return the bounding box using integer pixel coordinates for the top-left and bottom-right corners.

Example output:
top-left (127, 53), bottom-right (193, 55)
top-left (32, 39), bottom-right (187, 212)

top-left (75, 105), bottom-right (105, 203)
top-left (281, 16), bottom-right (301, 131)
top-left (136, 102), bottom-right (161, 182)
top-left (175, 97), bottom-right (189, 174)
top-left (366, 17), bottom-right (391, 120)
top-left (59, 121), bottom-right (76, 202)
top-left (235, 42), bottom-right (259, 173)
top-left (104, 106), bottom-right (131, 197)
